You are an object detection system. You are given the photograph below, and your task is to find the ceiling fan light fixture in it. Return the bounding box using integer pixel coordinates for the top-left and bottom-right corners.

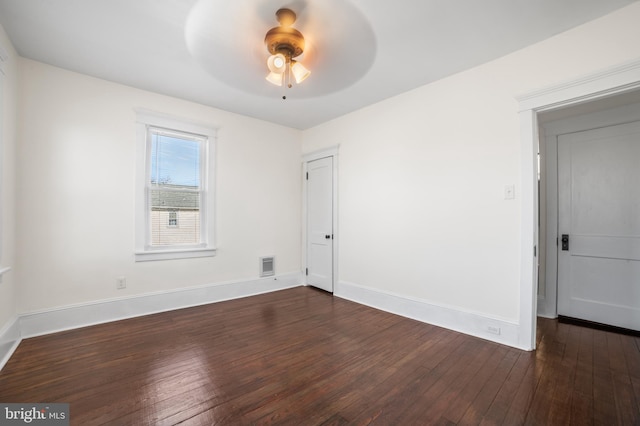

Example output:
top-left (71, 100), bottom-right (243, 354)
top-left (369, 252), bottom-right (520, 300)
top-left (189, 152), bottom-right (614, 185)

top-left (264, 8), bottom-right (310, 91)
top-left (291, 61), bottom-right (310, 84)
top-left (267, 53), bottom-right (287, 74)
top-left (265, 71), bottom-right (283, 86)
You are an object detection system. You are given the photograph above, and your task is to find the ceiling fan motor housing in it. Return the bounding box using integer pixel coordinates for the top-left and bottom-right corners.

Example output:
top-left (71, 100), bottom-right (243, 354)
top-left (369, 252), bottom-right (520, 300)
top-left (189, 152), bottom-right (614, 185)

top-left (264, 8), bottom-right (305, 58)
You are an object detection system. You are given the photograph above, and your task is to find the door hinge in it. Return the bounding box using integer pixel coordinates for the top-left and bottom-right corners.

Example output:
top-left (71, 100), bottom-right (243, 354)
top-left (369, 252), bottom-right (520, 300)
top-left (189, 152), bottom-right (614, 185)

top-left (306, 172), bottom-right (308, 180)
top-left (534, 245), bottom-right (537, 256)
top-left (556, 236), bottom-right (558, 246)
top-left (305, 268), bottom-right (308, 276)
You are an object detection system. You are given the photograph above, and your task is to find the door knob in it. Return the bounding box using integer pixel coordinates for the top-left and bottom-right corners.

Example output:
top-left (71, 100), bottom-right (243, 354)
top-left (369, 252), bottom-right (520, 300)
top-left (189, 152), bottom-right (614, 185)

top-left (325, 235), bottom-right (331, 239)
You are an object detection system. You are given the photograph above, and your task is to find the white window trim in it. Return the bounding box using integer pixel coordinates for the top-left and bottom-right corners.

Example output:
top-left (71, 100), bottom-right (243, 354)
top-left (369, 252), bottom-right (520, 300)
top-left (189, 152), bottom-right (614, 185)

top-left (0, 45), bottom-right (8, 281)
top-left (135, 109), bottom-right (217, 261)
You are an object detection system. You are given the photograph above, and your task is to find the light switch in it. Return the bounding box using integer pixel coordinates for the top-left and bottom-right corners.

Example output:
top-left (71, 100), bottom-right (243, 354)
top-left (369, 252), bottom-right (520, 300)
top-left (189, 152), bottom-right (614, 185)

top-left (504, 184), bottom-right (515, 200)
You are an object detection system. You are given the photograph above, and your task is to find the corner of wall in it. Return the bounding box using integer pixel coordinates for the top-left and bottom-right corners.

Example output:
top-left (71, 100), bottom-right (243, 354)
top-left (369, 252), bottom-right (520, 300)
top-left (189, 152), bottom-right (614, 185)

top-left (0, 316), bottom-right (21, 371)
top-left (335, 281), bottom-right (527, 351)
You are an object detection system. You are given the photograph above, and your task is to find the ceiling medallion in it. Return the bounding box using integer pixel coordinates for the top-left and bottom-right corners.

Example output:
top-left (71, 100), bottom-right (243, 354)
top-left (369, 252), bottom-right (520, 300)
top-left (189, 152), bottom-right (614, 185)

top-left (264, 8), bottom-right (310, 96)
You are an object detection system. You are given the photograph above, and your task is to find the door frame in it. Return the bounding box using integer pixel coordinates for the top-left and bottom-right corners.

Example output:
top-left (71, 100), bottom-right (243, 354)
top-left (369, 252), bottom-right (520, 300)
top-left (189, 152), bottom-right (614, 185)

top-left (517, 58), bottom-right (640, 350)
top-left (302, 146), bottom-right (339, 292)
top-left (538, 102), bottom-right (640, 319)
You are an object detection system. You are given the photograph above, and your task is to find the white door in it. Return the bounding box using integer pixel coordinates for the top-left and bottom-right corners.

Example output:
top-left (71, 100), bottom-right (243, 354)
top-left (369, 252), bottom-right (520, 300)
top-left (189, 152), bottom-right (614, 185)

top-left (557, 120), bottom-right (640, 330)
top-left (306, 156), bottom-right (333, 292)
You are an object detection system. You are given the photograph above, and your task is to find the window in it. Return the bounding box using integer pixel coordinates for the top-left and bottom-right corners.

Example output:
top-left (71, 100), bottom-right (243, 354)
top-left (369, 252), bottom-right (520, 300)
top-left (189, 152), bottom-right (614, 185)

top-left (149, 128), bottom-right (201, 245)
top-left (135, 110), bottom-right (216, 261)
top-left (168, 211), bottom-right (178, 227)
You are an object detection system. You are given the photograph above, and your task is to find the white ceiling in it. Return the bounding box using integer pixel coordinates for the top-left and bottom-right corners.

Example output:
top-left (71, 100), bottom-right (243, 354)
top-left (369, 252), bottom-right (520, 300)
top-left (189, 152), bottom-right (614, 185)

top-left (0, 0), bottom-right (637, 129)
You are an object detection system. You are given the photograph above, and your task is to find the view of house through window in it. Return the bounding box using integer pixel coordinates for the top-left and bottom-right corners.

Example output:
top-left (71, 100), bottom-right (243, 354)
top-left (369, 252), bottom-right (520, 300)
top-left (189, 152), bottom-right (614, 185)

top-left (148, 128), bottom-right (203, 246)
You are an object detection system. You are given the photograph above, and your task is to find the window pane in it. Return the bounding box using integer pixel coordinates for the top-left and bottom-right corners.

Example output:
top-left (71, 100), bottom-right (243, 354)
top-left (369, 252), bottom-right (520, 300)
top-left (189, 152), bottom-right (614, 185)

top-left (150, 189), bottom-right (201, 245)
top-left (150, 133), bottom-right (200, 187)
top-left (149, 130), bottom-right (202, 247)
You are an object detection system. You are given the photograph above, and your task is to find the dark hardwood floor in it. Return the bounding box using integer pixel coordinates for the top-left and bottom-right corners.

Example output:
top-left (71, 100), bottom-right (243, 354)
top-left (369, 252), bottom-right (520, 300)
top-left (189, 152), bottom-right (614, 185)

top-left (0, 286), bottom-right (638, 425)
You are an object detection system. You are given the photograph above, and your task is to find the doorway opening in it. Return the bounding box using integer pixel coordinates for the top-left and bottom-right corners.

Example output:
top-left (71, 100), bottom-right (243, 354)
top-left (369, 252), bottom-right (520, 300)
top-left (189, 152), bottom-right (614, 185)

top-left (537, 90), bottom-right (640, 330)
top-left (517, 59), bottom-right (640, 350)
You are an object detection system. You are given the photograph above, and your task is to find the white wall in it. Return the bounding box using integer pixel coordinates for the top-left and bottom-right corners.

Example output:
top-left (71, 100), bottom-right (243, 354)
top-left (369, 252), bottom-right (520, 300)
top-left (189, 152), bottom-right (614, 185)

top-left (302, 3), bottom-right (640, 324)
top-left (0, 25), bottom-right (17, 333)
top-left (16, 59), bottom-right (302, 313)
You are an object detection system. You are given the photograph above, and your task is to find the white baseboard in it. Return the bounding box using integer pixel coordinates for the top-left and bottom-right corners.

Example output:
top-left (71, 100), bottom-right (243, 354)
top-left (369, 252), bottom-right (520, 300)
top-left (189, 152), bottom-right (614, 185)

top-left (335, 280), bottom-right (527, 350)
top-left (18, 272), bottom-right (303, 339)
top-left (0, 317), bottom-right (21, 371)
top-left (2, 273), bottom-right (530, 372)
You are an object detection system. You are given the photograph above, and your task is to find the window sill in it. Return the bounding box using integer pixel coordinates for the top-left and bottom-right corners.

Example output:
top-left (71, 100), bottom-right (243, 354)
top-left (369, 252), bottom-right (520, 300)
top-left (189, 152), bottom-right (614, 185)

top-left (135, 247), bottom-right (216, 262)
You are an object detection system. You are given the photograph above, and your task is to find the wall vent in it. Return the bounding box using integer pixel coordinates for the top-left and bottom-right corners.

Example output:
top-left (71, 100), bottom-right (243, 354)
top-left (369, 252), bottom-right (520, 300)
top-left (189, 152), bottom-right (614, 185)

top-left (260, 256), bottom-right (275, 277)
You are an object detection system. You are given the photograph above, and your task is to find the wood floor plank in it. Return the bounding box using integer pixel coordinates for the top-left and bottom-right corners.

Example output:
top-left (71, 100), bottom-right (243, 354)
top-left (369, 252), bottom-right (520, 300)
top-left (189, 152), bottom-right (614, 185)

top-left (569, 326), bottom-right (595, 426)
top-left (457, 347), bottom-right (520, 425)
top-left (364, 337), bottom-right (483, 424)
top-left (250, 322), bottom-right (442, 424)
top-left (502, 355), bottom-right (545, 426)
top-left (607, 332), bottom-right (639, 425)
top-left (622, 331), bottom-right (640, 381)
top-left (333, 326), bottom-right (461, 424)
top-left (543, 321), bottom-right (580, 425)
top-left (592, 328), bottom-right (620, 425)
top-left (404, 340), bottom-right (501, 423)
top-left (440, 344), bottom-right (510, 423)
top-left (478, 351), bottom-right (535, 425)
top-left (1, 289), bottom-right (638, 425)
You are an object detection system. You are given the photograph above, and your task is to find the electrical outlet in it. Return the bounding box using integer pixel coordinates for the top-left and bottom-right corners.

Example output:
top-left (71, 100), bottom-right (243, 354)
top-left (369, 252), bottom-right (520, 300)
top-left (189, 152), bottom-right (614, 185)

top-left (116, 276), bottom-right (127, 290)
top-left (487, 326), bottom-right (501, 335)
